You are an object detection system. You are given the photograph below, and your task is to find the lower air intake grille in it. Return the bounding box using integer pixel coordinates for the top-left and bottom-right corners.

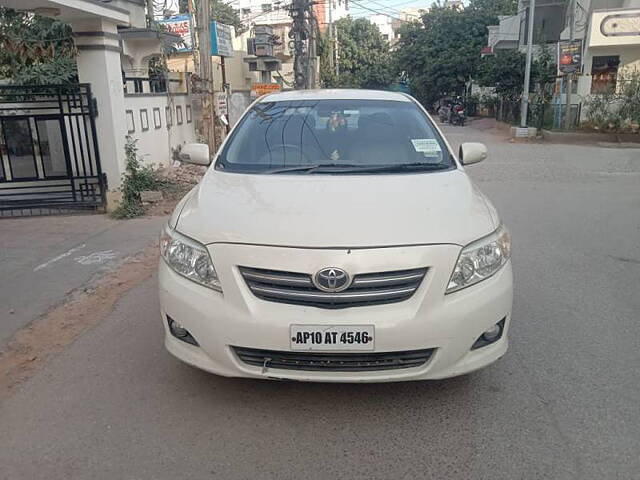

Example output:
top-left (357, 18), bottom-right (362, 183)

top-left (239, 266), bottom-right (427, 309)
top-left (233, 347), bottom-right (435, 372)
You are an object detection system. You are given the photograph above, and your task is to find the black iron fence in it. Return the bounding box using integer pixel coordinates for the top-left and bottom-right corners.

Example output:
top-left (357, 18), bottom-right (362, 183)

top-left (466, 98), bottom-right (582, 130)
top-left (0, 84), bottom-right (105, 216)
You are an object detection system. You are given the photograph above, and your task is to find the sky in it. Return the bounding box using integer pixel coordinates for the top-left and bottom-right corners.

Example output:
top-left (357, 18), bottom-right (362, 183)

top-left (347, 0), bottom-right (436, 19)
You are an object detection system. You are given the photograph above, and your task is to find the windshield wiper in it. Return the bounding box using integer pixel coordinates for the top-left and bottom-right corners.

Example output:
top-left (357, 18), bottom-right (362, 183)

top-left (266, 163), bottom-right (363, 174)
top-left (267, 162), bottom-right (450, 174)
top-left (335, 163), bottom-right (451, 173)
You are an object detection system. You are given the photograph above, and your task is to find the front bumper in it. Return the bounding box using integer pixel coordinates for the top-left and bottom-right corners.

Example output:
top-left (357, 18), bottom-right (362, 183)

top-left (159, 243), bottom-right (513, 382)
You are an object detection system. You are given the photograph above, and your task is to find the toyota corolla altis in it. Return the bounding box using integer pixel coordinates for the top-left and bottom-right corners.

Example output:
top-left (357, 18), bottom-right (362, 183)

top-left (159, 89), bottom-right (513, 382)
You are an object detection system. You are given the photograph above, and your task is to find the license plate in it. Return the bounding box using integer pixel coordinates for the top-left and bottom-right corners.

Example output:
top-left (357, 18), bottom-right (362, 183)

top-left (290, 325), bottom-right (375, 351)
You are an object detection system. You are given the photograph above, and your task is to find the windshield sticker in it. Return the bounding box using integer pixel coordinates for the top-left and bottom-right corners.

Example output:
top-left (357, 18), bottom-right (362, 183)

top-left (343, 110), bottom-right (359, 115)
top-left (411, 139), bottom-right (442, 157)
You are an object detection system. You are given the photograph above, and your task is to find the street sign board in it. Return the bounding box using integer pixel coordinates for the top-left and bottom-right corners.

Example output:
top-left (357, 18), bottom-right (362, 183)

top-left (215, 92), bottom-right (228, 116)
top-left (251, 83), bottom-right (281, 97)
top-left (159, 14), bottom-right (192, 52)
top-left (211, 21), bottom-right (234, 57)
top-left (558, 40), bottom-right (582, 74)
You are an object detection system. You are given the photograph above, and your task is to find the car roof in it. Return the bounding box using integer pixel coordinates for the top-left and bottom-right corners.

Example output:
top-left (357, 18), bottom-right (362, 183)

top-left (258, 89), bottom-right (413, 103)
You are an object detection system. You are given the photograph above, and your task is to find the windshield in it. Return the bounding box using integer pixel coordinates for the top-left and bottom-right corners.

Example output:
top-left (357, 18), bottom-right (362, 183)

top-left (216, 99), bottom-right (454, 174)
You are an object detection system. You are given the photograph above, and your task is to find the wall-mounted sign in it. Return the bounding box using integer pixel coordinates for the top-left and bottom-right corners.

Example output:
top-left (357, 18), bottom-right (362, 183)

top-left (251, 83), bottom-right (281, 97)
top-left (159, 14), bottom-right (193, 52)
top-left (211, 21), bottom-right (234, 57)
top-left (215, 92), bottom-right (228, 116)
top-left (558, 40), bottom-right (582, 74)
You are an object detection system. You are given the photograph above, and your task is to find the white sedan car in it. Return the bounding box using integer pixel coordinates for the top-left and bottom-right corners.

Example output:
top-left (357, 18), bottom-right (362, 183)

top-left (159, 89), bottom-right (513, 382)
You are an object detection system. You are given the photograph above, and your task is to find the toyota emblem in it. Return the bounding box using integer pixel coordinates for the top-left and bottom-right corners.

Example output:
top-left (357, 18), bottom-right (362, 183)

top-left (313, 267), bottom-right (351, 292)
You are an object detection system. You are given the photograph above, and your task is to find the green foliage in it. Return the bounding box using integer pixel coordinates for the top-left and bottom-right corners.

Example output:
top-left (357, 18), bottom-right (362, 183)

top-left (477, 49), bottom-right (525, 96)
top-left (585, 70), bottom-right (640, 131)
top-left (178, 0), bottom-right (243, 34)
top-left (618, 70), bottom-right (640, 125)
top-left (394, 6), bottom-right (496, 106)
top-left (468, 0), bottom-right (518, 16)
top-left (111, 137), bottom-right (171, 219)
top-left (533, 43), bottom-right (557, 101)
top-left (477, 44), bottom-right (557, 100)
top-left (210, 0), bottom-right (244, 34)
top-left (0, 8), bottom-right (77, 85)
top-left (320, 18), bottom-right (394, 90)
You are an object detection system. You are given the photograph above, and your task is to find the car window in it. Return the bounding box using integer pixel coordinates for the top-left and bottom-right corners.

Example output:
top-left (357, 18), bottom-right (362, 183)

top-left (217, 99), bottom-right (454, 174)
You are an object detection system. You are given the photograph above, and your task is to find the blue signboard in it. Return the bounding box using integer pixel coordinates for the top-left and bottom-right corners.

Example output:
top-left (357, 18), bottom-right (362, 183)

top-left (210, 21), bottom-right (234, 57)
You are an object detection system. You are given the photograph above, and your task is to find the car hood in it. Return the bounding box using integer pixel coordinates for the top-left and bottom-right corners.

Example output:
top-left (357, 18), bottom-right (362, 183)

top-left (176, 169), bottom-right (498, 248)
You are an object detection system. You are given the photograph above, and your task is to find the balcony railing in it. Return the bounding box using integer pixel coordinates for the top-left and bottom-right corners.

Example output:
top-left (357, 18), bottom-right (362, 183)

top-left (123, 72), bottom-right (190, 96)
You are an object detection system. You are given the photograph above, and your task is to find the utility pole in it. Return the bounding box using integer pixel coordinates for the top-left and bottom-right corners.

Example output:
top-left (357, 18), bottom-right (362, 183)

top-left (288, 0), bottom-right (320, 88)
top-left (334, 22), bottom-right (339, 76)
top-left (220, 56), bottom-right (230, 133)
top-left (520, 0), bottom-right (536, 128)
top-left (327, 0), bottom-right (334, 74)
top-left (146, 0), bottom-right (154, 26)
top-left (195, 0), bottom-right (215, 150)
top-left (290, 0), bottom-right (308, 89)
top-left (564, 0), bottom-right (576, 130)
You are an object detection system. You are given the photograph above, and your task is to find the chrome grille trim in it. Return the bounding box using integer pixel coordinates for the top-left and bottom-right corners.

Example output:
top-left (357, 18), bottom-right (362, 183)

top-left (239, 266), bottom-right (427, 309)
top-left (233, 346), bottom-right (436, 372)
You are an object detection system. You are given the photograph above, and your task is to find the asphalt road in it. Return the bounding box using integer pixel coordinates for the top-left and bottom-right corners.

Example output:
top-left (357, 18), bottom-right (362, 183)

top-left (1, 122), bottom-right (639, 479)
top-left (0, 215), bottom-right (166, 346)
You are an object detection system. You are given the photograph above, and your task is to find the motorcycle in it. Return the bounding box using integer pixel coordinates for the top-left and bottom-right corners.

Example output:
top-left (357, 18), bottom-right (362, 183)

top-left (449, 103), bottom-right (466, 126)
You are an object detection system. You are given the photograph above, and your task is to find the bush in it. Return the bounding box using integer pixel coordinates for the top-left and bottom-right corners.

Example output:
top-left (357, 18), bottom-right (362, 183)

top-left (111, 136), bottom-right (171, 219)
top-left (584, 70), bottom-right (640, 132)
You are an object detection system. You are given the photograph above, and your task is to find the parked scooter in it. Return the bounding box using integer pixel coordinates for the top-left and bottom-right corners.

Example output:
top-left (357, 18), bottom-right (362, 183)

top-left (449, 101), bottom-right (466, 126)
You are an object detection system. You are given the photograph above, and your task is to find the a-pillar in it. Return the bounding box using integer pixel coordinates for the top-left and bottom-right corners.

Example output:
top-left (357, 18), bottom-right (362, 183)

top-left (72, 19), bottom-right (127, 207)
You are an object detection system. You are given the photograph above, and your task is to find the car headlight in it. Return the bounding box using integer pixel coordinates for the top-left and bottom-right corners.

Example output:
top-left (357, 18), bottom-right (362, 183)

top-left (446, 224), bottom-right (511, 294)
top-left (160, 225), bottom-right (222, 291)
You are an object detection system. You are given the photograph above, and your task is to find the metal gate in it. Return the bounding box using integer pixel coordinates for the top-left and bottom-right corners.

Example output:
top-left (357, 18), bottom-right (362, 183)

top-left (0, 84), bottom-right (106, 216)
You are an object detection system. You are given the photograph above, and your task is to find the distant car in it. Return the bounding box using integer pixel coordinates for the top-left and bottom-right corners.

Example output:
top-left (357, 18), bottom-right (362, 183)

top-left (159, 89), bottom-right (513, 382)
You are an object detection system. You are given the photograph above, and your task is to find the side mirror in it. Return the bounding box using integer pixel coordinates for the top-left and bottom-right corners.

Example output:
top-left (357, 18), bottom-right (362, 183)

top-left (179, 143), bottom-right (211, 166)
top-left (458, 142), bottom-right (487, 166)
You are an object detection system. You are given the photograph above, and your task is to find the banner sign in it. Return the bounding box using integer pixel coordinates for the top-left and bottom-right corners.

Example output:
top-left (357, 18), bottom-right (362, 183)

top-left (251, 83), bottom-right (281, 97)
top-left (558, 40), bottom-right (582, 74)
top-left (159, 14), bottom-right (193, 52)
top-left (211, 21), bottom-right (234, 57)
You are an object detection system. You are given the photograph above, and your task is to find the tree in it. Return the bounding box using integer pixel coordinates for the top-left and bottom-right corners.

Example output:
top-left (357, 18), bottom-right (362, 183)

top-left (477, 44), bottom-right (557, 100)
top-left (210, 0), bottom-right (244, 34)
top-left (468, 0), bottom-right (518, 16)
top-left (320, 17), bottom-right (394, 90)
top-left (178, 0), bottom-right (244, 34)
top-left (394, 6), bottom-right (496, 107)
top-left (533, 43), bottom-right (557, 101)
top-left (0, 8), bottom-right (77, 85)
top-left (477, 49), bottom-right (526, 97)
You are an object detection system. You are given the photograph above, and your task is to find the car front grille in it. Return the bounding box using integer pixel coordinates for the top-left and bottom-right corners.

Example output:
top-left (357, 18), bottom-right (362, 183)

top-left (233, 347), bottom-right (435, 372)
top-left (239, 266), bottom-right (427, 309)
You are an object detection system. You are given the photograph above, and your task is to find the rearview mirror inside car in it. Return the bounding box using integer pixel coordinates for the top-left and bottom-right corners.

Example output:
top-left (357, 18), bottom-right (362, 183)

top-left (179, 143), bottom-right (211, 166)
top-left (458, 142), bottom-right (487, 166)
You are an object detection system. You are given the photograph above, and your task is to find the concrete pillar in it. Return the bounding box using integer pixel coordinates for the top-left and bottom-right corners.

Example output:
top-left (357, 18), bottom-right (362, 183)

top-left (72, 19), bottom-right (127, 204)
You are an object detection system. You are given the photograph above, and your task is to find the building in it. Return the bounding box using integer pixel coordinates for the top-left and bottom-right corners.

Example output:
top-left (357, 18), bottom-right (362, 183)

top-left (575, 1), bottom-right (640, 101)
top-left (0, 0), bottom-right (197, 212)
top-left (369, 14), bottom-right (394, 42)
top-left (233, 0), bottom-right (349, 87)
top-left (482, 0), bottom-right (640, 123)
top-left (484, 15), bottom-right (520, 54)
